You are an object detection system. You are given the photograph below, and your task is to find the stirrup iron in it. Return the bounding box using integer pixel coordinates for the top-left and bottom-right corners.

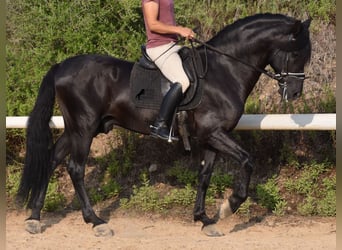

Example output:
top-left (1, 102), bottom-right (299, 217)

top-left (168, 111), bottom-right (179, 143)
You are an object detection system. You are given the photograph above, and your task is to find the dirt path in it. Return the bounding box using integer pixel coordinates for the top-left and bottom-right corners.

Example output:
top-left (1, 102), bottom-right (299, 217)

top-left (6, 210), bottom-right (336, 250)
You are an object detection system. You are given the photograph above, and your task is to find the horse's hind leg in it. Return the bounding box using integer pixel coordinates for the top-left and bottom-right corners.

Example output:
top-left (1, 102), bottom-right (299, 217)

top-left (26, 133), bottom-right (71, 234)
top-left (67, 132), bottom-right (114, 237)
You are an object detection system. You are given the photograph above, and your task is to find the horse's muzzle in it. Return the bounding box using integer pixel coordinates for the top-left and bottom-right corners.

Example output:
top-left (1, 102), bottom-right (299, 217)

top-left (277, 74), bottom-right (305, 101)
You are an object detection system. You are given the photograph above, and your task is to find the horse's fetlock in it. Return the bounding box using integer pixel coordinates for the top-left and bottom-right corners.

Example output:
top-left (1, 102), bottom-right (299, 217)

top-left (193, 213), bottom-right (203, 222)
top-left (193, 210), bottom-right (206, 222)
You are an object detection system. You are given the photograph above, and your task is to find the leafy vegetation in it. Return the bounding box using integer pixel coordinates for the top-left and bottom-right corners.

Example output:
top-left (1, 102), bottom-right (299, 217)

top-left (6, 163), bottom-right (66, 212)
top-left (208, 171), bottom-right (233, 198)
top-left (6, 1), bottom-right (335, 218)
top-left (6, 0), bottom-right (336, 117)
top-left (120, 173), bottom-right (213, 213)
top-left (43, 176), bottom-right (67, 212)
top-left (256, 176), bottom-right (287, 215)
top-left (96, 129), bottom-right (137, 179)
top-left (284, 162), bottom-right (336, 216)
top-left (166, 162), bottom-right (198, 186)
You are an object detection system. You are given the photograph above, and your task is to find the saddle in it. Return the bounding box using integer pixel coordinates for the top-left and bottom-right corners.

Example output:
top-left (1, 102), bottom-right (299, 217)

top-left (129, 45), bottom-right (206, 150)
top-left (130, 45), bottom-right (205, 111)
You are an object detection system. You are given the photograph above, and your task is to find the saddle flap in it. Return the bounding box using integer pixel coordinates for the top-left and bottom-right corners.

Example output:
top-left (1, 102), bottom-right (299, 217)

top-left (130, 45), bottom-right (205, 111)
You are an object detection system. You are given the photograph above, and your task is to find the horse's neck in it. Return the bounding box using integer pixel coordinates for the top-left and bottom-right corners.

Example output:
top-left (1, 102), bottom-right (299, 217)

top-left (202, 45), bottom-right (268, 102)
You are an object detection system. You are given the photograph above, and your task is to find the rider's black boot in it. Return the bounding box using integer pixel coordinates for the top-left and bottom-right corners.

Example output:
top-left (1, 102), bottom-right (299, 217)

top-left (150, 83), bottom-right (183, 141)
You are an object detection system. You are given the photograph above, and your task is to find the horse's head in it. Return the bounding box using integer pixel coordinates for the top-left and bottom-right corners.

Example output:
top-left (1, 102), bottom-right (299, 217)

top-left (269, 18), bottom-right (312, 101)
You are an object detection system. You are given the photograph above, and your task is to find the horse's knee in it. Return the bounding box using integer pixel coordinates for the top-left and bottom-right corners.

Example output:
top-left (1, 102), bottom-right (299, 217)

top-left (67, 160), bottom-right (85, 180)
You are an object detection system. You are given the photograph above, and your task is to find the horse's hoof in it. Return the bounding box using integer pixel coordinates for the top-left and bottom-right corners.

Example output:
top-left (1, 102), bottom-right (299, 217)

top-left (93, 224), bottom-right (114, 237)
top-left (25, 219), bottom-right (42, 234)
top-left (219, 199), bottom-right (233, 219)
top-left (202, 224), bottom-right (225, 237)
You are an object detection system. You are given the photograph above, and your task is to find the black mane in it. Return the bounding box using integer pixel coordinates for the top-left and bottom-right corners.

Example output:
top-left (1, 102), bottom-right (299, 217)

top-left (207, 13), bottom-right (309, 54)
top-left (209, 13), bottom-right (296, 41)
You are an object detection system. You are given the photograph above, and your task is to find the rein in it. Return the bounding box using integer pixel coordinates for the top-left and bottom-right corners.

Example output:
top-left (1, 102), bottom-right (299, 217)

top-left (150, 36), bottom-right (306, 101)
top-left (191, 37), bottom-right (306, 84)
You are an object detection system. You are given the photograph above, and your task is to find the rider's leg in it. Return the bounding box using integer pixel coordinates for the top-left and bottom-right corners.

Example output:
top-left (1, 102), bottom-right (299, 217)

top-left (150, 82), bottom-right (183, 140)
top-left (146, 42), bottom-right (190, 140)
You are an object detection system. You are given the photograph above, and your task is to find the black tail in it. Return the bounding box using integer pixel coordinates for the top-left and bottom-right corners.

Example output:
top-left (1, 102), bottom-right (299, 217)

top-left (16, 64), bottom-right (59, 209)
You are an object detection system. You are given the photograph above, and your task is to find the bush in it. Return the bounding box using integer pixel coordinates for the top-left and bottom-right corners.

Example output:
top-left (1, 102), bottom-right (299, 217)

top-left (44, 179), bottom-right (66, 212)
top-left (166, 162), bottom-right (198, 186)
top-left (120, 174), bottom-right (214, 213)
top-left (6, 0), bottom-right (336, 117)
top-left (6, 0), bottom-right (145, 117)
top-left (120, 174), bottom-right (164, 212)
top-left (6, 0), bottom-right (336, 215)
top-left (6, 163), bottom-right (66, 211)
top-left (256, 176), bottom-right (287, 215)
top-left (208, 172), bottom-right (233, 198)
top-left (284, 162), bottom-right (336, 216)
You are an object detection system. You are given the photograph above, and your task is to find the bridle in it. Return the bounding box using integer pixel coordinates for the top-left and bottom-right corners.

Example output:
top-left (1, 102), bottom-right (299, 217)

top-left (191, 38), bottom-right (307, 100)
top-left (272, 49), bottom-right (306, 100)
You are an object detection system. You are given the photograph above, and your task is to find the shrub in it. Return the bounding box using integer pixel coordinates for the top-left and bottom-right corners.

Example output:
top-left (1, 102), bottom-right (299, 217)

top-left (162, 184), bottom-right (197, 207)
top-left (120, 174), bottom-right (214, 213)
top-left (208, 172), bottom-right (233, 198)
top-left (6, 163), bottom-right (66, 211)
top-left (284, 162), bottom-right (336, 216)
top-left (166, 162), bottom-right (198, 186)
top-left (256, 176), bottom-right (286, 215)
top-left (120, 173), bottom-right (163, 212)
top-left (236, 197), bottom-right (253, 217)
top-left (44, 179), bottom-right (66, 212)
top-left (6, 0), bottom-right (336, 216)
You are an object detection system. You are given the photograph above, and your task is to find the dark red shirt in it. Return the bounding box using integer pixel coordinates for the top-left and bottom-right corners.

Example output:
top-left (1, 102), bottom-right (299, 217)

top-left (142, 0), bottom-right (178, 48)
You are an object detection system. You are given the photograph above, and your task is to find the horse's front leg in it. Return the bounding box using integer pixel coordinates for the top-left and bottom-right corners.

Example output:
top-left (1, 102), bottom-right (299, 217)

top-left (208, 130), bottom-right (253, 219)
top-left (193, 148), bottom-right (224, 236)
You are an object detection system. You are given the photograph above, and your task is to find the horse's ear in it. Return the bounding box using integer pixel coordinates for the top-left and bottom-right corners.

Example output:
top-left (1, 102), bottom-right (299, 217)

top-left (291, 18), bottom-right (311, 37)
top-left (292, 18), bottom-right (311, 38)
top-left (291, 20), bottom-right (302, 36)
top-left (302, 18), bottom-right (312, 30)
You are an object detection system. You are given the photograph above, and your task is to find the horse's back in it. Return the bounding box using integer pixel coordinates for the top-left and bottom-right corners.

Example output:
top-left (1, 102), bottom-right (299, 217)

top-left (54, 54), bottom-right (134, 133)
top-left (55, 54), bottom-right (133, 82)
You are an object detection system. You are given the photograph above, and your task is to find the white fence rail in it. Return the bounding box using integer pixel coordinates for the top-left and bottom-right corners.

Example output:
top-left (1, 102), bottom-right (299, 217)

top-left (6, 113), bottom-right (336, 130)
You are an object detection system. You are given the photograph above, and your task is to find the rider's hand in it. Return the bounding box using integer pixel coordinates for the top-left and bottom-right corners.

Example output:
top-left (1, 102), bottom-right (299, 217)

top-left (177, 26), bottom-right (196, 40)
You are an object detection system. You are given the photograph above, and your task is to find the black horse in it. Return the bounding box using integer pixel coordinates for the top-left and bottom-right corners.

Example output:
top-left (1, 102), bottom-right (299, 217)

top-left (16, 13), bottom-right (311, 237)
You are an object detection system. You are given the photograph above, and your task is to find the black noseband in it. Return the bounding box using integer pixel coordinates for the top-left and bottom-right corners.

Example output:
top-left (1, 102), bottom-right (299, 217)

top-left (275, 72), bottom-right (306, 100)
